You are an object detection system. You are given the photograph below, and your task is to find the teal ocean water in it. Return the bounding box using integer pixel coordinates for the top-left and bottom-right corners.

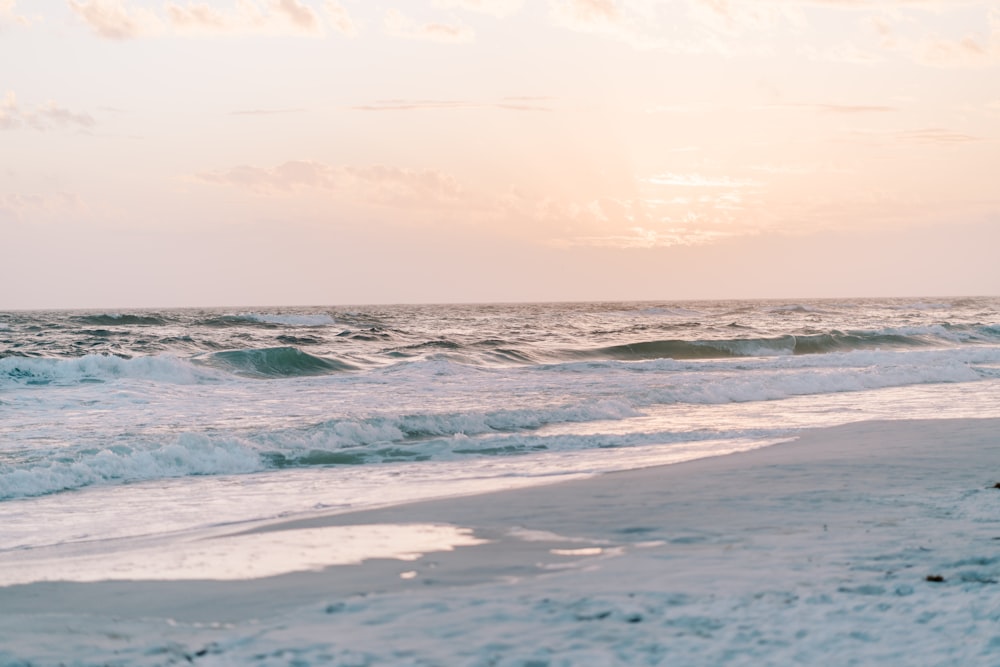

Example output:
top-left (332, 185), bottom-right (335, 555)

top-left (2, 298), bottom-right (999, 547)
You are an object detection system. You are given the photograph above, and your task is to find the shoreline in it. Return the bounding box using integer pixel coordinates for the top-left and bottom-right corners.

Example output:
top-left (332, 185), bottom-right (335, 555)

top-left (3, 417), bottom-right (1000, 664)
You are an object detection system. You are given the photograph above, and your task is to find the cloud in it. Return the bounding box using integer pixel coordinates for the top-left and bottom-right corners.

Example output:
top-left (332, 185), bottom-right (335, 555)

top-left (547, 0), bottom-right (706, 51)
top-left (917, 34), bottom-right (1000, 68)
top-left (685, 0), bottom-right (801, 37)
top-left (644, 173), bottom-right (763, 188)
top-left (273, 0), bottom-right (318, 31)
top-left (68, 0), bottom-right (337, 39)
top-left (496, 185), bottom-right (746, 249)
top-left (0, 191), bottom-right (87, 223)
top-left (0, 0), bottom-right (32, 27)
top-left (195, 160), bottom-right (467, 208)
top-left (165, 0), bottom-right (322, 36)
top-left (383, 8), bottom-right (474, 43)
top-left (196, 160), bottom-right (334, 192)
top-left (431, 0), bottom-right (524, 18)
top-left (230, 108), bottom-right (306, 116)
top-left (67, 0), bottom-right (161, 40)
top-left (854, 4), bottom-right (1000, 68)
top-left (0, 91), bottom-right (96, 131)
top-left (325, 0), bottom-right (357, 36)
top-left (894, 127), bottom-right (983, 144)
top-left (849, 127), bottom-right (984, 144)
top-left (549, 0), bottom-right (625, 35)
top-left (757, 102), bottom-right (896, 113)
top-left (556, 226), bottom-right (736, 249)
top-left (348, 98), bottom-right (551, 112)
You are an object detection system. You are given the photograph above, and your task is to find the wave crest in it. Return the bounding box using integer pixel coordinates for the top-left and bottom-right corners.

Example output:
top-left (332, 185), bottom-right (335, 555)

top-left (0, 354), bottom-right (214, 386)
top-left (197, 347), bottom-right (355, 378)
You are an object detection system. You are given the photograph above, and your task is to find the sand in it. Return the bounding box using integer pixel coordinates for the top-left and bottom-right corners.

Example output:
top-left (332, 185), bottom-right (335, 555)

top-left (2, 418), bottom-right (1000, 665)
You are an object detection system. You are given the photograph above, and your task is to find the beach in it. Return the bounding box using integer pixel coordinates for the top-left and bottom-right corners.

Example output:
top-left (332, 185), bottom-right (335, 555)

top-left (6, 1), bottom-right (1000, 662)
top-left (3, 417), bottom-right (1000, 665)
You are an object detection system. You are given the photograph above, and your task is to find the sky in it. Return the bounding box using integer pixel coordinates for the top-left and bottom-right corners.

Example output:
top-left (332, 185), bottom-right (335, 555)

top-left (1, 0), bottom-right (998, 308)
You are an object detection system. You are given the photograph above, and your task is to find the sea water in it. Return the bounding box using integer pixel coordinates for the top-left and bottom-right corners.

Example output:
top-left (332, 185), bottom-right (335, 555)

top-left (2, 298), bottom-right (999, 552)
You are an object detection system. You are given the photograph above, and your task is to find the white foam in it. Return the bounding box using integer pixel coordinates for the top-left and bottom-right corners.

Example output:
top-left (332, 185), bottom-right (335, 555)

top-left (0, 434), bottom-right (263, 500)
top-left (3, 343), bottom-right (999, 500)
top-left (0, 354), bottom-right (222, 386)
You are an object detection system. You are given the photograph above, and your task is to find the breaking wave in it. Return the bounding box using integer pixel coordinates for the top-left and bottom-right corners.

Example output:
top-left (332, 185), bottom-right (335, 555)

top-left (570, 325), bottom-right (1000, 361)
top-left (0, 400), bottom-right (640, 499)
top-left (0, 347), bottom-right (357, 385)
top-left (0, 354), bottom-right (216, 386)
top-left (196, 347), bottom-right (356, 378)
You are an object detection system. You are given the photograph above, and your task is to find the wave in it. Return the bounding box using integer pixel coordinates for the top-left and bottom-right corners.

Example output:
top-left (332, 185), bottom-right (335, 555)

top-left (3, 341), bottom-right (999, 500)
top-left (763, 304), bottom-right (835, 314)
top-left (0, 347), bottom-right (357, 385)
top-left (0, 433), bottom-right (264, 500)
top-left (238, 312), bottom-right (337, 327)
top-left (196, 347), bottom-right (356, 378)
top-left (887, 301), bottom-right (951, 311)
top-left (580, 337), bottom-right (793, 360)
top-left (634, 306), bottom-right (702, 317)
top-left (569, 326), bottom-right (1000, 362)
top-left (0, 400), bottom-right (639, 499)
top-left (198, 313), bottom-right (337, 328)
top-left (72, 314), bottom-right (168, 326)
top-left (0, 354), bottom-right (217, 386)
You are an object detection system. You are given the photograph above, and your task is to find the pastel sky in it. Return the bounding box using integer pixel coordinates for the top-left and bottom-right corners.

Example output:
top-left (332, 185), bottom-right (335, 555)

top-left (2, 0), bottom-right (998, 308)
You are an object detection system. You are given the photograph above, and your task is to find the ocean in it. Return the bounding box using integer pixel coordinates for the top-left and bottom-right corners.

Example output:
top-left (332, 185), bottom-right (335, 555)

top-left (3, 297), bottom-right (1000, 553)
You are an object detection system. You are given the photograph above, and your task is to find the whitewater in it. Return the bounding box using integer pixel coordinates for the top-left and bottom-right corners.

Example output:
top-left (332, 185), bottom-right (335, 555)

top-left (2, 299), bottom-right (999, 503)
top-left (2, 298), bottom-right (1000, 665)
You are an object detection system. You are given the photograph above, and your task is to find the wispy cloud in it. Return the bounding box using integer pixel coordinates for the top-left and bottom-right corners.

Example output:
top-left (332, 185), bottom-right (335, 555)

top-left (0, 0), bottom-right (33, 27)
top-left (644, 173), bottom-right (763, 188)
top-left (230, 108), bottom-right (306, 116)
top-left (325, 0), bottom-right (357, 36)
top-left (549, 0), bottom-right (646, 43)
top-left (383, 8), bottom-right (474, 43)
top-left (854, 4), bottom-right (1000, 68)
top-left (894, 127), bottom-right (983, 144)
top-left (849, 127), bottom-right (984, 144)
top-left (918, 34), bottom-right (999, 68)
top-left (349, 98), bottom-right (551, 112)
top-left (431, 0), bottom-right (524, 18)
top-left (195, 160), bottom-right (467, 208)
top-left (756, 102), bottom-right (897, 113)
top-left (0, 191), bottom-right (87, 223)
top-left (67, 0), bottom-right (160, 40)
top-left (555, 226), bottom-right (736, 249)
top-left (0, 91), bottom-right (95, 131)
top-left (166, 0), bottom-right (322, 36)
top-left (68, 0), bottom-right (339, 39)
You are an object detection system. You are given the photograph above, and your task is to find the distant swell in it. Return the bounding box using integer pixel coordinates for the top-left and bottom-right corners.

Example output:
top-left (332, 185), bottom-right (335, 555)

top-left (73, 314), bottom-right (167, 326)
top-left (197, 313), bottom-right (337, 328)
top-left (571, 329), bottom-right (971, 361)
top-left (197, 347), bottom-right (356, 378)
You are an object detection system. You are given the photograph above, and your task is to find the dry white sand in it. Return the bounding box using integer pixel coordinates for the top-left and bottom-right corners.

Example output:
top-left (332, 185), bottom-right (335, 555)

top-left (2, 418), bottom-right (1000, 665)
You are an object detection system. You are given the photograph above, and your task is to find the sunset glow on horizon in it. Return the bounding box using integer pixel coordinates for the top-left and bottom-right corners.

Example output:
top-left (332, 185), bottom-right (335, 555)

top-left (2, 0), bottom-right (998, 308)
